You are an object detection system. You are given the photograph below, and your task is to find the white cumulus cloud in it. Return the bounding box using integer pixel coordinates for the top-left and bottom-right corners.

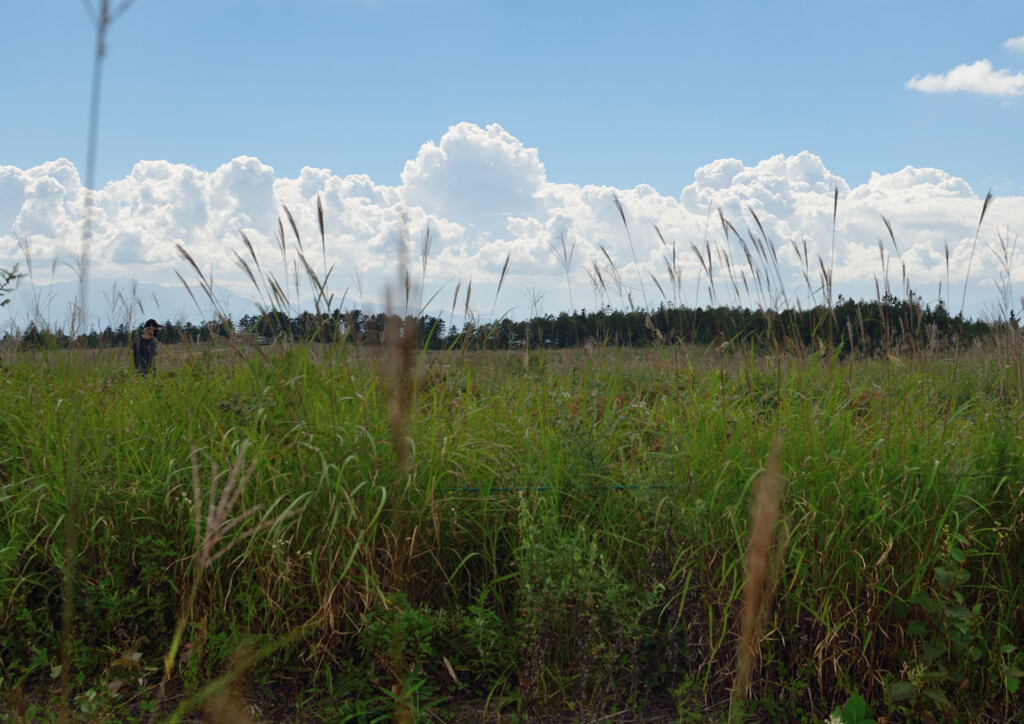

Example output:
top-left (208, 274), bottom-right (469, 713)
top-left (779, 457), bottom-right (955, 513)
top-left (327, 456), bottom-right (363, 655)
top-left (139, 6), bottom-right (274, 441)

top-left (906, 59), bottom-right (1024, 96)
top-left (2, 123), bottom-right (1023, 330)
top-left (1004, 35), bottom-right (1024, 52)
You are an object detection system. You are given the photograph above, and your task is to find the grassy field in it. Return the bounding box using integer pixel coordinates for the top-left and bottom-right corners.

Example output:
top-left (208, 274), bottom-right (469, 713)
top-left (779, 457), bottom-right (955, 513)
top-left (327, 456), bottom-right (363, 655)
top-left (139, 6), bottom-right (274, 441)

top-left (1, 335), bottom-right (1022, 723)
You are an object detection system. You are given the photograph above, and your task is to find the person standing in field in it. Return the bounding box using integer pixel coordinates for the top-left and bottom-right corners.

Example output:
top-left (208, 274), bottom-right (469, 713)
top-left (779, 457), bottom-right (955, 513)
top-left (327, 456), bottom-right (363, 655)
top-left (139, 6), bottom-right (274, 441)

top-left (131, 319), bottom-right (162, 375)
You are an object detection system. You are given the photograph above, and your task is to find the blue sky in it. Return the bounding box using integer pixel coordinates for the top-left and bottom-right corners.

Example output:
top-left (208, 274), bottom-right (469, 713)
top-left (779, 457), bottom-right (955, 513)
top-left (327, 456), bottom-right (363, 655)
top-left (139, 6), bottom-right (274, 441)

top-left (2, 0), bottom-right (1024, 327)
top-left (5, 0), bottom-right (1024, 194)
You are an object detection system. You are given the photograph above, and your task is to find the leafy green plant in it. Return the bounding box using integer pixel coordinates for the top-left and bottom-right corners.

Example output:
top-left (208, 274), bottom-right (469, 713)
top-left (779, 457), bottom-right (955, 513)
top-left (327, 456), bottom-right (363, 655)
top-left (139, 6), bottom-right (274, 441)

top-left (886, 522), bottom-right (1020, 718)
top-left (829, 692), bottom-right (877, 724)
top-left (672, 673), bottom-right (711, 723)
top-left (358, 592), bottom-right (447, 721)
top-left (515, 494), bottom-right (658, 719)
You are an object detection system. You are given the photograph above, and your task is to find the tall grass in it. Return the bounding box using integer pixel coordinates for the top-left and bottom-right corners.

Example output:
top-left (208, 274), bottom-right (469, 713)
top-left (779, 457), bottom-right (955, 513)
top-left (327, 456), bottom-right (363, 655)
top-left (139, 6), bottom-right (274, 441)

top-left (2, 313), bottom-right (1022, 721)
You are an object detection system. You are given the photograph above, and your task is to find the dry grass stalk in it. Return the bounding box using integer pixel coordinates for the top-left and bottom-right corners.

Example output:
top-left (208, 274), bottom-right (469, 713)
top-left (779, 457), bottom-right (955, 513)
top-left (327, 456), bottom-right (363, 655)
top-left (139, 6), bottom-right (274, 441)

top-left (386, 300), bottom-right (416, 472)
top-left (731, 440), bottom-right (785, 717)
top-left (151, 442), bottom-right (297, 722)
top-left (384, 217), bottom-right (417, 469)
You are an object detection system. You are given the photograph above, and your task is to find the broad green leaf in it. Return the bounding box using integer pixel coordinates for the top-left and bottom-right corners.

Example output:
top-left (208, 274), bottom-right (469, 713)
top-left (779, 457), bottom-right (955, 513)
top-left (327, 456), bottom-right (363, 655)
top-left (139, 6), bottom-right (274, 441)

top-left (923, 639), bottom-right (946, 661)
top-left (907, 620), bottom-right (928, 637)
top-left (842, 693), bottom-right (867, 720)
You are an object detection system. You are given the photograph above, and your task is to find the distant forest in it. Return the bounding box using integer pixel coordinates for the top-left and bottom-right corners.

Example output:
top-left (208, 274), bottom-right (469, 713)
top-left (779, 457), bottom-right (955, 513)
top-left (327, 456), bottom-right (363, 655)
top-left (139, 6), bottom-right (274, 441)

top-left (6, 293), bottom-right (1010, 355)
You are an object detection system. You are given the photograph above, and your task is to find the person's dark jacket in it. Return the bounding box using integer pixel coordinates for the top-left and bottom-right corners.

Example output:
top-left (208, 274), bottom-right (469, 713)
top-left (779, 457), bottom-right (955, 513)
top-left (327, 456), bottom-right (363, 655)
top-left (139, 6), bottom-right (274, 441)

top-left (131, 336), bottom-right (157, 374)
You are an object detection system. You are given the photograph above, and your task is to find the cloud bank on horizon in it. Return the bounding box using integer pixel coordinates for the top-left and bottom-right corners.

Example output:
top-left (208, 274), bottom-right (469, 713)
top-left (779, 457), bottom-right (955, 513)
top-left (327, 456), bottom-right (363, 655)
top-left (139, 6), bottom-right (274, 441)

top-left (2, 122), bottom-right (1022, 331)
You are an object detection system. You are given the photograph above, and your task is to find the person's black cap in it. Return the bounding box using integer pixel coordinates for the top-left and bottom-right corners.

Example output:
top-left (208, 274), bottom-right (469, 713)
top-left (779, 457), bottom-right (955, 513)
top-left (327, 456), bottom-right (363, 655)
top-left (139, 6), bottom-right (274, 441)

top-left (144, 319), bottom-right (163, 329)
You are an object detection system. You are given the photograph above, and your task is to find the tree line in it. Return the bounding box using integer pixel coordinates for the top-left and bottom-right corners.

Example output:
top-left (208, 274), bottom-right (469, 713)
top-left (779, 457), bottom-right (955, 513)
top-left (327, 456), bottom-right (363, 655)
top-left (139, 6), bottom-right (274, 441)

top-left (2, 293), bottom-right (1005, 356)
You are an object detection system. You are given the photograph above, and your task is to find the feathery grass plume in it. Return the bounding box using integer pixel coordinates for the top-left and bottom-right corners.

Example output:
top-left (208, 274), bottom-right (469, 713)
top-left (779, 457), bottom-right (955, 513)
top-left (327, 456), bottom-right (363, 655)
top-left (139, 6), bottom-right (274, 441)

top-left (317, 193), bottom-right (327, 271)
top-left (748, 207), bottom-right (788, 309)
top-left (876, 237), bottom-right (890, 299)
top-left (175, 243), bottom-right (233, 331)
top-left (271, 214), bottom-right (296, 306)
top-left (284, 204), bottom-right (303, 254)
top-left (151, 442), bottom-right (297, 722)
top-left (447, 279), bottom-right (461, 338)
top-left (654, 225), bottom-right (687, 307)
top-left (988, 226), bottom-right (1020, 322)
top-left (738, 235), bottom-right (766, 311)
top-left (284, 198), bottom-right (338, 324)
top-left (524, 285), bottom-right (545, 318)
top-left (291, 254), bottom-right (302, 304)
top-left (691, 241), bottom-right (715, 305)
top-left (463, 279), bottom-right (472, 321)
top-left (240, 229), bottom-right (261, 273)
top-left (613, 194), bottom-right (649, 310)
top-left (649, 271), bottom-right (667, 302)
top-left (586, 258), bottom-right (608, 308)
top-left (730, 440), bottom-right (784, 719)
top-left (817, 254), bottom-right (830, 305)
top-left (944, 241), bottom-right (951, 310)
top-left (549, 234), bottom-right (578, 312)
top-left (418, 225), bottom-right (432, 314)
top-left (790, 237), bottom-right (809, 298)
top-left (548, 235), bottom-right (579, 342)
top-left (459, 280), bottom-right (477, 352)
top-left (598, 244), bottom-right (627, 306)
top-left (275, 216), bottom-right (286, 257)
top-left (881, 213), bottom-right (912, 300)
top-left (717, 205), bottom-right (732, 246)
top-left (960, 190), bottom-right (994, 317)
top-left (715, 235), bottom-right (743, 306)
top-left (488, 252), bottom-right (511, 326)
top-left (233, 250), bottom-right (265, 307)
